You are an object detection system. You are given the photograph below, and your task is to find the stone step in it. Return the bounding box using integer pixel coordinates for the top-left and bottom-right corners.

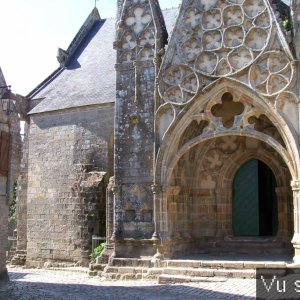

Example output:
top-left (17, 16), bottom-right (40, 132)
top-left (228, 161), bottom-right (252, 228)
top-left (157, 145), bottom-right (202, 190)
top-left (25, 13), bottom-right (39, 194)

top-left (163, 259), bottom-right (288, 269)
top-left (163, 267), bottom-right (214, 277)
top-left (193, 240), bottom-right (293, 257)
top-left (197, 247), bottom-right (293, 256)
top-left (102, 265), bottom-right (149, 280)
top-left (111, 258), bottom-right (151, 268)
top-left (46, 267), bottom-right (90, 273)
top-left (104, 265), bottom-right (147, 274)
top-left (159, 267), bottom-right (288, 283)
top-left (215, 241), bottom-right (286, 249)
top-left (89, 263), bottom-right (106, 272)
top-left (158, 274), bottom-right (227, 284)
top-left (162, 267), bottom-right (255, 278)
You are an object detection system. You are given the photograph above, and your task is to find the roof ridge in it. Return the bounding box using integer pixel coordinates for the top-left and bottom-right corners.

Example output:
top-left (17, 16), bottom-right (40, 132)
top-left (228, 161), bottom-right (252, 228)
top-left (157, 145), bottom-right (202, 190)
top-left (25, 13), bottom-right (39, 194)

top-left (56, 7), bottom-right (101, 67)
top-left (26, 67), bottom-right (64, 99)
top-left (27, 6), bottom-right (180, 113)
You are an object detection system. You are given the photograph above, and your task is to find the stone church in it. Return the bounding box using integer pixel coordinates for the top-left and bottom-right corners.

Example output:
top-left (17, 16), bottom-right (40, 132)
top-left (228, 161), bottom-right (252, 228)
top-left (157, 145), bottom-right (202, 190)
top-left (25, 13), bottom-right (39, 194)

top-left (12, 0), bottom-right (300, 275)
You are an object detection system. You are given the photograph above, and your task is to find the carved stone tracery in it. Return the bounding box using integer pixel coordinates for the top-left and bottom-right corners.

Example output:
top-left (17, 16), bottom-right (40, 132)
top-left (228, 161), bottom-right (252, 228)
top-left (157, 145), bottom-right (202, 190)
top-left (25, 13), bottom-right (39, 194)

top-left (158, 0), bottom-right (274, 105)
top-left (117, 1), bottom-right (156, 65)
top-left (250, 51), bottom-right (293, 97)
top-left (176, 90), bottom-right (289, 157)
top-left (168, 134), bottom-right (292, 241)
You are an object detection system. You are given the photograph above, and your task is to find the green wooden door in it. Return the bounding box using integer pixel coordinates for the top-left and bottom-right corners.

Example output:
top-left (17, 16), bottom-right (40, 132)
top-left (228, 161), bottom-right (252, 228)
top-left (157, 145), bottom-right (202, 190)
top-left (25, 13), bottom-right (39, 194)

top-left (233, 159), bottom-right (259, 236)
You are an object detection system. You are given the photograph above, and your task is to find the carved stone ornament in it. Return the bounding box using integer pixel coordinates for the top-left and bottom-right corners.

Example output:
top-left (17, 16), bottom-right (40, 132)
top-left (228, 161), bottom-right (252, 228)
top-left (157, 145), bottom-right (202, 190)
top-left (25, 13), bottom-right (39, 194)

top-left (202, 149), bottom-right (224, 170)
top-left (159, 65), bottom-right (199, 104)
top-left (275, 92), bottom-right (299, 110)
top-left (291, 180), bottom-right (300, 191)
top-left (151, 184), bottom-right (162, 194)
top-left (216, 136), bottom-right (239, 154)
top-left (129, 113), bottom-right (140, 125)
top-left (250, 51), bottom-right (293, 97)
top-left (112, 184), bottom-right (122, 196)
top-left (117, 1), bottom-right (155, 64)
top-left (159, 0), bottom-right (272, 105)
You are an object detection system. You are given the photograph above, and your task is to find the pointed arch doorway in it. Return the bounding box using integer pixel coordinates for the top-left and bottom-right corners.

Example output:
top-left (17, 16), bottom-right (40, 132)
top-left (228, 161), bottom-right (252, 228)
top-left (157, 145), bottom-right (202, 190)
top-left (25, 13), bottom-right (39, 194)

top-left (233, 159), bottom-right (278, 237)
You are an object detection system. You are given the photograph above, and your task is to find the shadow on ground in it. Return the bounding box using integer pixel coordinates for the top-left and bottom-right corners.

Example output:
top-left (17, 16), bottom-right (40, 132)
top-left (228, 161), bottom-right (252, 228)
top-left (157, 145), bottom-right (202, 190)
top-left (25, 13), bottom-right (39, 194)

top-left (0, 271), bottom-right (255, 300)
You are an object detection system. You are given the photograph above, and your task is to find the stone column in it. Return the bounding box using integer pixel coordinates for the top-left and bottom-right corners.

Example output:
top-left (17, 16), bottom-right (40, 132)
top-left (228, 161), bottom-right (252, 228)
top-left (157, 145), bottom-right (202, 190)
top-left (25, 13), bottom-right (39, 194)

top-left (111, 184), bottom-right (123, 240)
top-left (276, 186), bottom-right (292, 240)
top-left (291, 180), bottom-right (300, 262)
top-left (182, 187), bottom-right (191, 239)
top-left (151, 184), bottom-right (162, 240)
top-left (159, 186), bottom-right (169, 241)
top-left (216, 187), bottom-right (229, 238)
top-left (106, 177), bottom-right (115, 244)
top-left (165, 186), bottom-right (181, 239)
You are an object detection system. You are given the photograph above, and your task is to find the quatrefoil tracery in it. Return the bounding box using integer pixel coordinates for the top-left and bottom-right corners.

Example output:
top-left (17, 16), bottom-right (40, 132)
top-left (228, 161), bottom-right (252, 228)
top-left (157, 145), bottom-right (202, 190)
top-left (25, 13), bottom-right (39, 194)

top-left (118, 3), bottom-right (155, 64)
top-left (250, 51), bottom-right (293, 97)
top-left (161, 65), bottom-right (199, 104)
top-left (159, 0), bottom-right (273, 104)
top-left (183, 92), bottom-right (287, 152)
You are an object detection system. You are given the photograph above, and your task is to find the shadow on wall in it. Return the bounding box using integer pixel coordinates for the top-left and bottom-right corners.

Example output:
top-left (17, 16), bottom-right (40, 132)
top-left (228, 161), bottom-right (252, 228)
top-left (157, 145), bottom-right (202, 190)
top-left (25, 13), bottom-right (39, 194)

top-left (30, 106), bottom-right (115, 172)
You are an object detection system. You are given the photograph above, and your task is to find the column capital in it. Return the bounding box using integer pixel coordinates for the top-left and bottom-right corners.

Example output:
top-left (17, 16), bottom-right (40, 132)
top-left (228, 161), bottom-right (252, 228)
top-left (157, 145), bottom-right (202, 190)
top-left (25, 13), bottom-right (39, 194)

top-left (112, 184), bottom-right (122, 196)
top-left (151, 184), bottom-right (162, 194)
top-left (291, 180), bottom-right (300, 191)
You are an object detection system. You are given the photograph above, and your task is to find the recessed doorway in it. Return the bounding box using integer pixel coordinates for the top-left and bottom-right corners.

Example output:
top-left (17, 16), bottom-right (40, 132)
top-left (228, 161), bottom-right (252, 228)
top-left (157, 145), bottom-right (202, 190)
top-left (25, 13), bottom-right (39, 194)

top-left (232, 159), bottom-right (278, 236)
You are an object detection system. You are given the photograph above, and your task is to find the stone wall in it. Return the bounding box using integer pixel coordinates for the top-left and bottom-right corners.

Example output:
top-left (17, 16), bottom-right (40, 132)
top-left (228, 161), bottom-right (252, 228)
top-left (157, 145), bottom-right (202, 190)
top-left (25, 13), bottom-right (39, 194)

top-left (0, 110), bottom-right (10, 282)
top-left (12, 122), bottom-right (29, 265)
top-left (0, 96), bottom-right (22, 283)
top-left (24, 105), bottom-right (114, 267)
top-left (0, 197), bottom-right (8, 283)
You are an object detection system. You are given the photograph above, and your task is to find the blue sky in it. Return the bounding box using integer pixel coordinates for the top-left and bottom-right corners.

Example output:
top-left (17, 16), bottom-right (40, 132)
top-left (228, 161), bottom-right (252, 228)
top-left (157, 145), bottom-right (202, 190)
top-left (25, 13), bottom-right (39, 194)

top-left (0, 0), bottom-right (181, 95)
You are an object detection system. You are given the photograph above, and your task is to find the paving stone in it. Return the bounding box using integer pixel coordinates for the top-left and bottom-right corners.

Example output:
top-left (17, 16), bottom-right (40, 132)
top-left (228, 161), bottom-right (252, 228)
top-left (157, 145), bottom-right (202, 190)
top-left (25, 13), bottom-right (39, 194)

top-left (0, 267), bottom-right (257, 300)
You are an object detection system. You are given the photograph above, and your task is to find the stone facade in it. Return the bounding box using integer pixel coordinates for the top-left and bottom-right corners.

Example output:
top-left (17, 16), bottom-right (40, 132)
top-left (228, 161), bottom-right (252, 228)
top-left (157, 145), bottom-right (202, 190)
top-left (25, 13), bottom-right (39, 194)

top-left (112, 0), bottom-right (167, 256)
top-left (0, 69), bottom-right (22, 284)
top-left (22, 107), bottom-right (114, 267)
top-left (112, 0), bottom-right (300, 261)
top-left (14, 0), bottom-right (300, 269)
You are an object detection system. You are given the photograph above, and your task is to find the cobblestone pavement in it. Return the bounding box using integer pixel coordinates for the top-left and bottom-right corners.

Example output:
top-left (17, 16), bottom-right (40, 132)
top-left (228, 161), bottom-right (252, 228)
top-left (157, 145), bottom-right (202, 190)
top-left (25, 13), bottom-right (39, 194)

top-left (0, 267), bottom-right (256, 299)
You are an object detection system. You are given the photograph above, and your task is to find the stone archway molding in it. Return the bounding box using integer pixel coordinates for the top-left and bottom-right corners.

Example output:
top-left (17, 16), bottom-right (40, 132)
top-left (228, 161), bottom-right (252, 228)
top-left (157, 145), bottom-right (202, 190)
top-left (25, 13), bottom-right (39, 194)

top-left (155, 79), bottom-right (300, 184)
top-left (153, 79), bottom-right (300, 261)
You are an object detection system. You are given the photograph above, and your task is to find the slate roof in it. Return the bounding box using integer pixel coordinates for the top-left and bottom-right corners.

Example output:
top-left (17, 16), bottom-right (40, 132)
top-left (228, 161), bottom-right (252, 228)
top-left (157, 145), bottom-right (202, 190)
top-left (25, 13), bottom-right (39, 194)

top-left (27, 2), bottom-right (289, 115)
top-left (28, 7), bottom-right (179, 115)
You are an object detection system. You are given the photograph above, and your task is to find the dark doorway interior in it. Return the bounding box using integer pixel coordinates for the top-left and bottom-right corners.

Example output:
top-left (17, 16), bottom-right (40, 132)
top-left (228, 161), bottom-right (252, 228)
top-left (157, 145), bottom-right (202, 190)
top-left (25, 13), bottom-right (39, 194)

top-left (233, 159), bottom-right (278, 236)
